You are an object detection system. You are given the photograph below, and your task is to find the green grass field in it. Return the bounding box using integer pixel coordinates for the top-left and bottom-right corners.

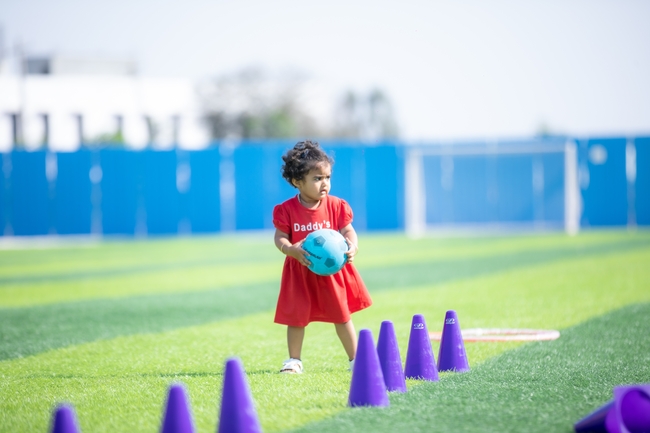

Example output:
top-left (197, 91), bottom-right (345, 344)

top-left (1, 230), bottom-right (649, 432)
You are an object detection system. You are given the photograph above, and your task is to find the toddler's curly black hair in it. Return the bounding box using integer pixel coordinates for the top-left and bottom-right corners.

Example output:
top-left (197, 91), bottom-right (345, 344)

top-left (281, 140), bottom-right (334, 187)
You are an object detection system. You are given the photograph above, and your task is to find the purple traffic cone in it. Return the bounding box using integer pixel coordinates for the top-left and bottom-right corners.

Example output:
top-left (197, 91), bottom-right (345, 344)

top-left (437, 310), bottom-right (470, 373)
top-left (608, 384), bottom-right (650, 433)
top-left (404, 314), bottom-right (439, 381)
top-left (217, 357), bottom-right (262, 433)
top-left (348, 329), bottom-right (390, 407)
top-left (161, 383), bottom-right (195, 433)
top-left (51, 405), bottom-right (81, 433)
top-left (376, 321), bottom-right (407, 393)
top-left (573, 400), bottom-right (614, 433)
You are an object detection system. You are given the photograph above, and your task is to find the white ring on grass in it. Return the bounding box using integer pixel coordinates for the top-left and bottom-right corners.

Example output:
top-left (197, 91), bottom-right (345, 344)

top-left (429, 328), bottom-right (560, 342)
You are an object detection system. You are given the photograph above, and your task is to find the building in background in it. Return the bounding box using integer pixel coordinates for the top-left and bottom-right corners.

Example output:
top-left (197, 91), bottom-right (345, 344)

top-left (0, 54), bottom-right (209, 152)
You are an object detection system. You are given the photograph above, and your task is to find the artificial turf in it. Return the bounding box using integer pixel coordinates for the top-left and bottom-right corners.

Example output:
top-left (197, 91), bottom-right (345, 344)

top-left (0, 230), bottom-right (649, 432)
top-left (294, 302), bottom-right (650, 433)
top-left (2, 231), bottom-right (646, 359)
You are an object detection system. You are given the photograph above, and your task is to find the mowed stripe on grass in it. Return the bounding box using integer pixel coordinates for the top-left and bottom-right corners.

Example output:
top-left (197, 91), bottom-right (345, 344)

top-left (1, 235), bottom-right (648, 432)
top-left (0, 235), bottom-right (284, 306)
top-left (0, 282), bottom-right (279, 361)
top-left (1, 232), bottom-right (647, 360)
top-left (2, 231), bottom-right (647, 307)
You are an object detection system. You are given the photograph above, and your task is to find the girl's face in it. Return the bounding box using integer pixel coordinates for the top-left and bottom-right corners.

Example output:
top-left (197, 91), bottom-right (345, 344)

top-left (293, 162), bottom-right (331, 204)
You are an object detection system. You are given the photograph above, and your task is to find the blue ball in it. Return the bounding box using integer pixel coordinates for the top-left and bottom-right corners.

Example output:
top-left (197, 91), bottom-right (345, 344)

top-left (302, 229), bottom-right (349, 276)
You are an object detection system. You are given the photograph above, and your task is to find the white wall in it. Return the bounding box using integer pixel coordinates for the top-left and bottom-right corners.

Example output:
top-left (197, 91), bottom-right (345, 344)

top-left (0, 75), bottom-right (210, 151)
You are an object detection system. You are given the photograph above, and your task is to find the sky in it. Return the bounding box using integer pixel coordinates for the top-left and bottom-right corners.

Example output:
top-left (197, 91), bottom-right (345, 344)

top-left (2, 0), bottom-right (649, 141)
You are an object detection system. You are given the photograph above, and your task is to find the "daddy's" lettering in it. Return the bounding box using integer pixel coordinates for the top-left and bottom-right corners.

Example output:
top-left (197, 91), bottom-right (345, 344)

top-left (294, 221), bottom-right (331, 232)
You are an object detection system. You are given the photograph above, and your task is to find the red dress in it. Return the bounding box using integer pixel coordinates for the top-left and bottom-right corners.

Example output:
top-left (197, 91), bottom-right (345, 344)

top-left (272, 195), bottom-right (372, 327)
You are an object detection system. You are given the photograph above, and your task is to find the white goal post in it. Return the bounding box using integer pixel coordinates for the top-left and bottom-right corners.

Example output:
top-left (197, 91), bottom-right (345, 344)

top-left (404, 140), bottom-right (580, 237)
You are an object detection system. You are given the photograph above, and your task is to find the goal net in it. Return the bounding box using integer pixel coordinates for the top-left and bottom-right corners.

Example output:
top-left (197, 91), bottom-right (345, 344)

top-left (404, 140), bottom-right (580, 237)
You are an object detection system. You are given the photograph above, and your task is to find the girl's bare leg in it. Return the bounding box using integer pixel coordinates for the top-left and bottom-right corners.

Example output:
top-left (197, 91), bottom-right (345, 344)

top-left (287, 326), bottom-right (305, 359)
top-left (335, 320), bottom-right (357, 360)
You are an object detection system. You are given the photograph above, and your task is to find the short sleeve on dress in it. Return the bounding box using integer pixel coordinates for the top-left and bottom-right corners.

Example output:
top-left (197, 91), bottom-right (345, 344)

top-left (338, 199), bottom-right (354, 228)
top-left (273, 204), bottom-right (291, 233)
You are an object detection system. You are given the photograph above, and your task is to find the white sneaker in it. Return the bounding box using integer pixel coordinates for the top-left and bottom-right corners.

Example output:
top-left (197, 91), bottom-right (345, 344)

top-left (280, 358), bottom-right (303, 374)
top-left (349, 359), bottom-right (355, 371)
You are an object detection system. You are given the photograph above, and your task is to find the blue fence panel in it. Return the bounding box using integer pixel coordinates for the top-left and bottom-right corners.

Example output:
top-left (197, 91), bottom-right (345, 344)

top-left (496, 154), bottom-right (534, 222)
top-left (11, 151), bottom-right (50, 236)
top-left (635, 137), bottom-right (650, 225)
top-left (2, 137), bottom-right (646, 237)
top-left (365, 144), bottom-right (402, 230)
top-left (233, 143), bottom-right (298, 231)
top-left (453, 155), bottom-right (489, 223)
top-left (327, 144), bottom-right (366, 231)
top-left (233, 146), bottom-right (262, 230)
top-left (541, 152), bottom-right (565, 223)
top-left (1, 154), bottom-right (6, 235)
top-left (327, 145), bottom-right (353, 216)
top-left (143, 150), bottom-right (179, 235)
top-left (234, 145), bottom-right (268, 230)
top-left (580, 138), bottom-right (627, 226)
top-left (101, 149), bottom-right (142, 235)
top-left (187, 148), bottom-right (221, 233)
top-left (262, 145), bottom-right (295, 230)
top-left (56, 150), bottom-right (93, 235)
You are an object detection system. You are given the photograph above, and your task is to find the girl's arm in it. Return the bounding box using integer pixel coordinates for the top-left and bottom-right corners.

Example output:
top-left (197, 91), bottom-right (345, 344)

top-left (339, 223), bottom-right (359, 262)
top-left (274, 229), bottom-right (312, 267)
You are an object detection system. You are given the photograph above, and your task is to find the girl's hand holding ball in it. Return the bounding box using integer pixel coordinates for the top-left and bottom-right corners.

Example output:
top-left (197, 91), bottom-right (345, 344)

top-left (284, 239), bottom-right (312, 267)
top-left (345, 237), bottom-right (358, 263)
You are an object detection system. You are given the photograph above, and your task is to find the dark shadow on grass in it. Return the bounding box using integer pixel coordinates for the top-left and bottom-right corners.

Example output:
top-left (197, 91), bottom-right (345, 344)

top-left (287, 302), bottom-right (650, 433)
top-left (0, 283), bottom-right (279, 361)
top-left (0, 237), bottom-right (647, 362)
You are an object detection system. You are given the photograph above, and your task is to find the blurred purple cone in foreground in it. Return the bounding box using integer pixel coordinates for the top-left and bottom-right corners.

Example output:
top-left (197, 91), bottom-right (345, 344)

top-left (161, 383), bottom-right (195, 433)
top-left (218, 357), bottom-right (262, 433)
top-left (51, 405), bottom-right (80, 433)
top-left (574, 384), bottom-right (650, 433)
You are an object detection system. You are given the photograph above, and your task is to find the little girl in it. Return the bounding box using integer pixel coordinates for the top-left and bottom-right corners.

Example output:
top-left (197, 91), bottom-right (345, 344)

top-left (272, 140), bottom-right (372, 374)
